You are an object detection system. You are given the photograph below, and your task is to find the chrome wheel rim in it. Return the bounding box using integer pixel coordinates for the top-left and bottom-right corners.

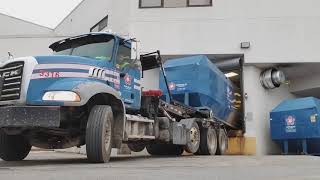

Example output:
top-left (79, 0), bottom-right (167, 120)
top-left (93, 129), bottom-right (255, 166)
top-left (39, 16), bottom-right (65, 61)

top-left (190, 127), bottom-right (200, 146)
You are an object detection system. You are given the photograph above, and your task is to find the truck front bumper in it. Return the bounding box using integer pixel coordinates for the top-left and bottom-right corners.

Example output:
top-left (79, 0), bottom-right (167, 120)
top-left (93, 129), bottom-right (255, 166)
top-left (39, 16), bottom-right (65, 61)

top-left (0, 106), bottom-right (61, 128)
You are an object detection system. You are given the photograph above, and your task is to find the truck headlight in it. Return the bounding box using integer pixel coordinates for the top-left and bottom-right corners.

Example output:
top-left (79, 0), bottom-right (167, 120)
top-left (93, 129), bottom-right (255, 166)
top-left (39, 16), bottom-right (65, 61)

top-left (42, 91), bottom-right (81, 102)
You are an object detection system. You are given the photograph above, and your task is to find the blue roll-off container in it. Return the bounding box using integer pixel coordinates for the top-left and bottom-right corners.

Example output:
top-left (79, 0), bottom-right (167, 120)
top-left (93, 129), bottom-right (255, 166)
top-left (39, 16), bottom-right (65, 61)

top-left (159, 55), bottom-right (241, 129)
top-left (270, 97), bottom-right (320, 154)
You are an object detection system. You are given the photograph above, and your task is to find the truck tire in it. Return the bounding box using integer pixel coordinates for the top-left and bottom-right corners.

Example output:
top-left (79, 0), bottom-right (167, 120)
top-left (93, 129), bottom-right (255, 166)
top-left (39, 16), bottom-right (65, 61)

top-left (128, 143), bottom-right (145, 152)
top-left (0, 130), bottom-right (31, 161)
top-left (196, 127), bottom-right (217, 155)
top-left (146, 144), bottom-right (183, 156)
top-left (216, 129), bottom-right (228, 155)
top-left (86, 105), bottom-right (113, 163)
top-left (184, 122), bottom-right (200, 154)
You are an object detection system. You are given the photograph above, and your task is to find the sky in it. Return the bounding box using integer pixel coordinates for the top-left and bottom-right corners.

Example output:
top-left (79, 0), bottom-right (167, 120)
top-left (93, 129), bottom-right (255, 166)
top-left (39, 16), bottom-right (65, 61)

top-left (0, 0), bottom-right (83, 28)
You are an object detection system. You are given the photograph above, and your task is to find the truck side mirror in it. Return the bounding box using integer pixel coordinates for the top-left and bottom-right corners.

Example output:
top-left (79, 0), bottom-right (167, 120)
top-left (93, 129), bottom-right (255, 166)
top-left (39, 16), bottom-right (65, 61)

top-left (131, 39), bottom-right (140, 60)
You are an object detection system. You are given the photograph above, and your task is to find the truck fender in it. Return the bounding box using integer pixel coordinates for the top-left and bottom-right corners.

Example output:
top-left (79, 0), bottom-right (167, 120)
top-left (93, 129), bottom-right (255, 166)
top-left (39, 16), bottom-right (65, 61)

top-left (69, 81), bottom-right (125, 148)
top-left (67, 81), bottom-right (122, 107)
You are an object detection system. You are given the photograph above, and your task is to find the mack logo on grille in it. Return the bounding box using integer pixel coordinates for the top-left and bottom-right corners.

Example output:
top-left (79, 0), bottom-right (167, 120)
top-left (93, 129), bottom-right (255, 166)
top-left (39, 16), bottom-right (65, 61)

top-left (0, 69), bottom-right (22, 78)
top-left (0, 62), bottom-right (24, 101)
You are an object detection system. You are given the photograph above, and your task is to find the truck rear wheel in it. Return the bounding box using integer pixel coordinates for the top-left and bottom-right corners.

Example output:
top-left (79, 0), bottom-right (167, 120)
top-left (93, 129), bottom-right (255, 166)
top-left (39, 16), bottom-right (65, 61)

top-left (0, 130), bottom-right (31, 161)
top-left (196, 127), bottom-right (217, 155)
top-left (184, 122), bottom-right (200, 154)
top-left (86, 105), bottom-right (113, 163)
top-left (216, 129), bottom-right (228, 155)
top-left (146, 144), bottom-right (183, 156)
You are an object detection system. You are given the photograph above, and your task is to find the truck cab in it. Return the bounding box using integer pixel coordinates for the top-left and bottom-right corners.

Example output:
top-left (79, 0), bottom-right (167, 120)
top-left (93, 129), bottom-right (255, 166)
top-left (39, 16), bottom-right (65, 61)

top-left (0, 33), bottom-right (143, 162)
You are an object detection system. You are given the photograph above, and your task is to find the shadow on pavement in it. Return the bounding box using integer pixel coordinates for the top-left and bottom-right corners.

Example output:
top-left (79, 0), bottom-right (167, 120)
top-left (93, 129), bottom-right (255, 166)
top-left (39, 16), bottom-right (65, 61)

top-left (0, 154), bottom-right (158, 167)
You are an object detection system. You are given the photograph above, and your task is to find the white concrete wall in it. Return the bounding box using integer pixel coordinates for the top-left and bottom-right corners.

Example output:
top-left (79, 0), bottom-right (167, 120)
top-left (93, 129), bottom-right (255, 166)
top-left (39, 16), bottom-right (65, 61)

top-left (54, 0), bottom-right (112, 35)
top-left (0, 13), bottom-right (53, 36)
top-left (0, 13), bottom-right (62, 61)
top-left (129, 0), bottom-right (320, 63)
top-left (55, 0), bottom-right (130, 36)
top-left (0, 37), bottom-right (62, 61)
top-left (243, 65), bottom-right (296, 155)
top-left (108, 0), bottom-right (131, 36)
top-left (53, 0), bottom-right (320, 64)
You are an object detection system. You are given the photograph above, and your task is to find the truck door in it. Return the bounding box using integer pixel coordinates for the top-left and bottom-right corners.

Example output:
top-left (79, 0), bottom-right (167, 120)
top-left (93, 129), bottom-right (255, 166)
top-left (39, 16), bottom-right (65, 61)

top-left (115, 43), bottom-right (141, 110)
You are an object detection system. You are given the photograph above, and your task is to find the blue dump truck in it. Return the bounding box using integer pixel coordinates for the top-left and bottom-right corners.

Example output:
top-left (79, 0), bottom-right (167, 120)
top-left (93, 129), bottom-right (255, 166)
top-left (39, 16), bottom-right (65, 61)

top-left (0, 32), bottom-right (242, 163)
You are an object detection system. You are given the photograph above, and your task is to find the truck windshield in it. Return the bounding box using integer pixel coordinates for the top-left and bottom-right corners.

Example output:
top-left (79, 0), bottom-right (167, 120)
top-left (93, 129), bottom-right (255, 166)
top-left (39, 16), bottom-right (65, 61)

top-left (52, 36), bottom-right (114, 61)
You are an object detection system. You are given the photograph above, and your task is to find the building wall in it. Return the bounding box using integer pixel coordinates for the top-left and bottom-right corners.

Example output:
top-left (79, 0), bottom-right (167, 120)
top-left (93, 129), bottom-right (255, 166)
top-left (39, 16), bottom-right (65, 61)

top-left (0, 13), bottom-right (53, 36)
top-left (0, 13), bottom-right (61, 61)
top-left (0, 37), bottom-right (63, 61)
top-left (54, 0), bottom-right (130, 36)
top-left (108, 0), bottom-right (131, 35)
top-left (54, 0), bottom-right (112, 35)
top-left (243, 65), bottom-right (296, 155)
top-left (129, 0), bottom-right (320, 63)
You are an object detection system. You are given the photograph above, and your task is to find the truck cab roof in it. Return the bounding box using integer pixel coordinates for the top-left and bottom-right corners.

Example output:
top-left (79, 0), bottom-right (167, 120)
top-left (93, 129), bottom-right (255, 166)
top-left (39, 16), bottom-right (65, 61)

top-left (49, 32), bottom-right (130, 52)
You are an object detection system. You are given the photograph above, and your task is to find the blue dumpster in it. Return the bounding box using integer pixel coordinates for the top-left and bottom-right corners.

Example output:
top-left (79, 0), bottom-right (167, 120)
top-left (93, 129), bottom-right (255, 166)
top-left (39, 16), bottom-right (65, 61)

top-left (159, 55), bottom-right (241, 129)
top-left (270, 97), bottom-right (320, 155)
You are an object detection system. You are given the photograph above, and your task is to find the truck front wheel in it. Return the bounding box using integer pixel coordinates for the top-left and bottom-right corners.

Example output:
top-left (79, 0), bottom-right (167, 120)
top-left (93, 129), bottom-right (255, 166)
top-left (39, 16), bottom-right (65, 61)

top-left (86, 105), bottom-right (113, 163)
top-left (0, 130), bottom-right (31, 161)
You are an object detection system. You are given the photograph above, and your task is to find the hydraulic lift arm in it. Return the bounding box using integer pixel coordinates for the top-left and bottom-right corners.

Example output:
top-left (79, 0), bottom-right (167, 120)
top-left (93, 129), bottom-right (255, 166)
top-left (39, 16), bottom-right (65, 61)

top-left (140, 50), bottom-right (173, 104)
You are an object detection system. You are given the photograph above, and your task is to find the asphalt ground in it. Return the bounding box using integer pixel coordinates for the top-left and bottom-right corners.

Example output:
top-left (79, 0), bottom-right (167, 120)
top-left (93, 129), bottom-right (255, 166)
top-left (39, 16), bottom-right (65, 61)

top-left (0, 151), bottom-right (319, 180)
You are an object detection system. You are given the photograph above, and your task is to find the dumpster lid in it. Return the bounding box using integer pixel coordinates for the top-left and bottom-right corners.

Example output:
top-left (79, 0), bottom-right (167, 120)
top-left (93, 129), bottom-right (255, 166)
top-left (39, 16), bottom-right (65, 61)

top-left (164, 55), bottom-right (210, 68)
top-left (271, 97), bottom-right (320, 112)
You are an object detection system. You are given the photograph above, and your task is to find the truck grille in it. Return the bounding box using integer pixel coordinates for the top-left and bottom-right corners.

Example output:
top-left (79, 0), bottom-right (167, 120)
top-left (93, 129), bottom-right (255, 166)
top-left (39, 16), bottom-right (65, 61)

top-left (0, 62), bottom-right (24, 101)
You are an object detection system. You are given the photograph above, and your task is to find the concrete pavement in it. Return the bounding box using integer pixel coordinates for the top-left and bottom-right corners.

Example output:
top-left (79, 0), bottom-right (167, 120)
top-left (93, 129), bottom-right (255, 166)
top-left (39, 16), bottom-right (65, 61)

top-left (0, 151), bottom-right (319, 180)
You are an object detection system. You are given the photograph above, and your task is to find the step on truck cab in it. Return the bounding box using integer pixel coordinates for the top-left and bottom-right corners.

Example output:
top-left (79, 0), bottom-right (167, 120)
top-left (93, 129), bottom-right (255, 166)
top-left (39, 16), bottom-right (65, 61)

top-left (0, 32), bottom-right (235, 163)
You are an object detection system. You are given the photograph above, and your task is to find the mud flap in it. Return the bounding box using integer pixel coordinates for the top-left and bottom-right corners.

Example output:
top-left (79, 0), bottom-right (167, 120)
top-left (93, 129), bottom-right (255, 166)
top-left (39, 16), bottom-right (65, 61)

top-left (172, 118), bottom-right (197, 145)
top-left (172, 122), bottom-right (187, 145)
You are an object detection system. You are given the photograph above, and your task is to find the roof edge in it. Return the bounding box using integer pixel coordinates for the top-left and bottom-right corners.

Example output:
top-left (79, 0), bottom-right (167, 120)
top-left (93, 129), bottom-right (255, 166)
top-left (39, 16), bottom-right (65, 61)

top-left (53, 0), bottom-right (86, 30)
top-left (0, 12), bottom-right (53, 30)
